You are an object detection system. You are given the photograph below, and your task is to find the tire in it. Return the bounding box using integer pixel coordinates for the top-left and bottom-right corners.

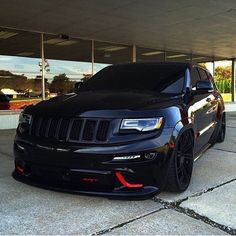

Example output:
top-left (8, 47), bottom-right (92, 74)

top-left (165, 130), bottom-right (194, 192)
top-left (217, 113), bottom-right (226, 143)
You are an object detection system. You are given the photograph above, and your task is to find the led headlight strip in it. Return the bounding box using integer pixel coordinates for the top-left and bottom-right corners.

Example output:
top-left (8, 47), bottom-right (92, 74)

top-left (19, 113), bottom-right (32, 124)
top-left (120, 117), bottom-right (163, 132)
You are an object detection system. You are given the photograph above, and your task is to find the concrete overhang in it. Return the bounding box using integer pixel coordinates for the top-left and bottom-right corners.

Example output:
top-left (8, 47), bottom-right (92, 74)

top-left (0, 0), bottom-right (236, 60)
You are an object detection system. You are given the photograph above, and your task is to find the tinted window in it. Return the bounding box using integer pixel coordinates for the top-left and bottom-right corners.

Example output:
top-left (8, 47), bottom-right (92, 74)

top-left (81, 64), bottom-right (186, 94)
top-left (191, 67), bottom-right (201, 89)
top-left (198, 68), bottom-right (209, 80)
top-left (206, 71), bottom-right (217, 90)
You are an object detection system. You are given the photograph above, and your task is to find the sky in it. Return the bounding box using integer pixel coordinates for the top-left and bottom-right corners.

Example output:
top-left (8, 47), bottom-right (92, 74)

top-left (0, 55), bottom-right (108, 81)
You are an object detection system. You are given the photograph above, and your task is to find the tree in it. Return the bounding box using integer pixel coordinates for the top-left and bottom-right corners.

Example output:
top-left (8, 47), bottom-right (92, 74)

top-left (214, 66), bottom-right (231, 93)
top-left (49, 73), bottom-right (75, 94)
top-left (198, 63), bottom-right (207, 69)
top-left (0, 70), bottom-right (28, 91)
top-left (81, 73), bottom-right (92, 83)
top-left (215, 66), bottom-right (231, 80)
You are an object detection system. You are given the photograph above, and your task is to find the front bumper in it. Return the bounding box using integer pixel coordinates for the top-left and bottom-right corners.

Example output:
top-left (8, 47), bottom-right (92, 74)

top-left (12, 170), bottom-right (158, 200)
top-left (13, 132), bottom-right (173, 199)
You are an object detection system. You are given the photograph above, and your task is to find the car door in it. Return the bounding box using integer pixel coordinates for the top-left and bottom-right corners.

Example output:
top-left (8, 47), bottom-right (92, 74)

top-left (187, 66), bottom-right (207, 155)
top-left (206, 70), bottom-right (220, 123)
top-left (194, 67), bottom-right (217, 153)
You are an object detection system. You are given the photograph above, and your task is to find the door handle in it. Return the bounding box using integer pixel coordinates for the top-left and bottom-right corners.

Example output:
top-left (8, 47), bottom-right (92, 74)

top-left (206, 98), bottom-right (211, 102)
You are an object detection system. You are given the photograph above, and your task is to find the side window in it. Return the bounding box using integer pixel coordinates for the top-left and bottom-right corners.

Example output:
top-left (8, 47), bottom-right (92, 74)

top-left (198, 68), bottom-right (209, 80)
top-left (206, 71), bottom-right (213, 80)
top-left (190, 67), bottom-right (201, 90)
top-left (206, 71), bottom-right (217, 90)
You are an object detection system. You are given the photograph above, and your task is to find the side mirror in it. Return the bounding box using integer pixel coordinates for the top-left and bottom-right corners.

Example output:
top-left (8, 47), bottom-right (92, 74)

top-left (196, 80), bottom-right (214, 93)
top-left (74, 82), bottom-right (83, 93)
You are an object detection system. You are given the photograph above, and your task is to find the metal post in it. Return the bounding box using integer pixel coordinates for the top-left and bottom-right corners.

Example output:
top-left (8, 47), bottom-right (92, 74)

top-left (91, 40), bottom-right (95, 75)
top-left (232, 59), bottom-right (235, 102)
top-left (132, 44), bottom-right (136, 62)
top-left (164, 51), bottom-right (166, 62)
top-left (213, 60), bottom-right (215, 77)
top-left (190, 53), bottom-right (193, 62)
top-left (41, 33), bottom-right (46, 100)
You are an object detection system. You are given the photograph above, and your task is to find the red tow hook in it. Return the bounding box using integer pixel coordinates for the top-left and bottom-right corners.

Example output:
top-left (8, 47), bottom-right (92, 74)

top-left (115, 171), bottom-right (143, 188)
top-left (16, 163), bottom-right (25, 174)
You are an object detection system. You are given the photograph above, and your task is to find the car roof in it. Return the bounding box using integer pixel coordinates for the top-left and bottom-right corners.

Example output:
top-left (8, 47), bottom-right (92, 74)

top-left (109, 61), bottom-right (193, 68)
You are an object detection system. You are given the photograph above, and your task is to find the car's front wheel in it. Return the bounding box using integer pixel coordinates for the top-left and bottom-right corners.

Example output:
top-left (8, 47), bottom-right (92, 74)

top-left (165, 130), bottom-right (194, 192)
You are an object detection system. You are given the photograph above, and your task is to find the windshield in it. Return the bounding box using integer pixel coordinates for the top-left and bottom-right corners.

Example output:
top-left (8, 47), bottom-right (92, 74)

top-left (81, 63), bottom-right (186, 94)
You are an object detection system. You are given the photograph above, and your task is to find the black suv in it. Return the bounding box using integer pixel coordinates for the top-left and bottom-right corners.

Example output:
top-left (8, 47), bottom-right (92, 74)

top-left (13, 62), bottom-right (225, 199)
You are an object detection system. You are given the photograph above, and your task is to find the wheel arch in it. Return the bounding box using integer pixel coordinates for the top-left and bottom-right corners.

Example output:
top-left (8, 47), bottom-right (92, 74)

top-left (165, 121), bottom-right (195, 192)
top-left (170, 118), bottom-right (195, 146)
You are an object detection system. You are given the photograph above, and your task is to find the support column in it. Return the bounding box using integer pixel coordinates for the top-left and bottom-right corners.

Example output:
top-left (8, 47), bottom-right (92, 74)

top-left (132, 44), bottom-right (136, 62)
top-left (164, 51), bottom-right (166, 62)
top-left (91, 40), bottom-right (95, 75)
top-left (213, 60), bottom-right (215, 77)
top-left (40, 33), bottom-right (46, 100)
top-left (232, 59), bottom-right (235, 102)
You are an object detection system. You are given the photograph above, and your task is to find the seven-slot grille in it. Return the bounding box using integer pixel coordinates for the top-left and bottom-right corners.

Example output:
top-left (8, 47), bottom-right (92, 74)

top-left (30, 117), bottom-right (110, 143)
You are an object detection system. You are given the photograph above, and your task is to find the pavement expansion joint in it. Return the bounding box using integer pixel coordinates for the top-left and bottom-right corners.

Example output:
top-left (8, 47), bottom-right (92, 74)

top-left (154, 178), bottom-right (236, 207)
top-left (153, 178), bottom-right (236, 235)
top-left (93, 207), bottom-right (166, 235)
top-left (153, 198), bottom-right (235, 235)
top-left (174, 206), bottom-right (235, 235)
top-left (212, 148), bottom-right (236, 154)
top-left (186, 178), bottom-right (236, 199)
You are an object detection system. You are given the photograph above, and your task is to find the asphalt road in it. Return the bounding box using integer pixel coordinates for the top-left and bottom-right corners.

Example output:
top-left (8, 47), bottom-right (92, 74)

top-left (0, 109), bottom-right (236, 234)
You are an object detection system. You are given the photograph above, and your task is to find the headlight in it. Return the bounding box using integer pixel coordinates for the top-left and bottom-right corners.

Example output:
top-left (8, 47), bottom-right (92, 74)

top-left (19, 113), bottom-right (32, 125)
top-left (120, 117), bottom-right (163, 132)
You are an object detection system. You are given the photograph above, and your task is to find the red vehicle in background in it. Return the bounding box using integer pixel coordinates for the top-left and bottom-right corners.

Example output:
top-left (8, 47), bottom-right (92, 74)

top-left (0, 92), bottom-right (10, 110)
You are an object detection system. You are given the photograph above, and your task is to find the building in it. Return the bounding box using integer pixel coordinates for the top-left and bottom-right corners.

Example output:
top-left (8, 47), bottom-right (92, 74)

top-left (0, 0), bottom-right (236, 128)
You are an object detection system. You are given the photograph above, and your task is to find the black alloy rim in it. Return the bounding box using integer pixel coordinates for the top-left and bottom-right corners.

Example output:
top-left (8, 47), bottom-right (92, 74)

top-left (175, 132), bottom-right (193, 188)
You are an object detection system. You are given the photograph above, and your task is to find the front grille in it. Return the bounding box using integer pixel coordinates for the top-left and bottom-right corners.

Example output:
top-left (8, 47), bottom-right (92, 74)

top-left (58, 118), bottom-right (70, 140)
top-left (82, 120), bottom-right (97, 141)
top-left (96, 121), bottom-right (110, 141)
top-left (29, 117), bottom-right (110, 143)
top-left (48, 118), bottom-right (60, 138)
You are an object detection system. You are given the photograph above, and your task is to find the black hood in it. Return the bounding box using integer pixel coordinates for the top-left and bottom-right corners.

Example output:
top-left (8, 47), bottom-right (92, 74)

top-left (26, 91), bottom-right (182, 117)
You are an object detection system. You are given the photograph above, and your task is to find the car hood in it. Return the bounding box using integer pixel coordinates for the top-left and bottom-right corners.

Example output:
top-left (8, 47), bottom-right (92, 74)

top-left (26, 91), bottom-right (182, 117)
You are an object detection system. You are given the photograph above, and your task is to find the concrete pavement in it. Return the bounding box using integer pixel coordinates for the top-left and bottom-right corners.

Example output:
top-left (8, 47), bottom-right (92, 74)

top-left (0, 110), bottom-right (236, 234)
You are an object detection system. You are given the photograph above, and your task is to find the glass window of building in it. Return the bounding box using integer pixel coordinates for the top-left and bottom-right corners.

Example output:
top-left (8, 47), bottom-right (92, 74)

top-left (213, 60), bottom-right (232, 102)
top-left (0, 28), bottom-right (41, 110)
top-left (44, 34), bottom-right (92, 96)
top-left (136, 47), bottom-right (164, 62)
top-left (94, 41), bottom-right (132, 65)
top-left (205, 60), bottom-right (232, 102)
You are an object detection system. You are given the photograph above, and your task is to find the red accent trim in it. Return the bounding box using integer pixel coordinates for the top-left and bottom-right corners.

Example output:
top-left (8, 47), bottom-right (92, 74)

top-left (115, 171), bottom-right (143, 188)
top-left (82, 177), bottom-right (99, 183)
top-left (16, 164), bottom-right (24, 174)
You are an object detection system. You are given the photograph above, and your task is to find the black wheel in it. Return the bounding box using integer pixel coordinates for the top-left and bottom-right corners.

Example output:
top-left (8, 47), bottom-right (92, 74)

top-left (217, 113), bottom-right (226, 143)
top-left (165, 130), bottom-right (194, 192)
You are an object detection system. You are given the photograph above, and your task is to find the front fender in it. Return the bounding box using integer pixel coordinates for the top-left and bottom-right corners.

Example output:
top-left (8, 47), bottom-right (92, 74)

top-left (170, 117), bottom-right (195, 144)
